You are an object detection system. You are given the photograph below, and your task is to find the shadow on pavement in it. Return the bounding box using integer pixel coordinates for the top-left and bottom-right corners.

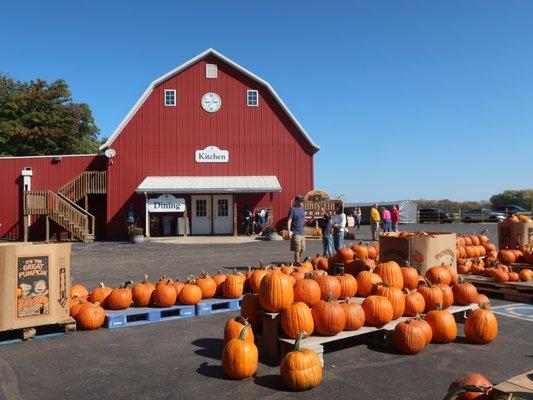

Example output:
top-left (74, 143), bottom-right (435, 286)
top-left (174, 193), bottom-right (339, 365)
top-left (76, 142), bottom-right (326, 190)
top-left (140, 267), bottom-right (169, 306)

top-left (254, 374), bottom-right (292, 392)
top-left (196, 361), bottom-right (229, 380)
top-left (192, 338), bottom-right (224, 359)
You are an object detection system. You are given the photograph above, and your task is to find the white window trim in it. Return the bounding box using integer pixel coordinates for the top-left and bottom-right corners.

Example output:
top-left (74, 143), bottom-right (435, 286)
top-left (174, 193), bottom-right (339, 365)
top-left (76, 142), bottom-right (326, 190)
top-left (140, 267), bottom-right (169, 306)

top-left (206, 63), bottom-right (218, 79)
top-left (247, 89), bottom-right (259, 107)
top-left (164, 89), bottom-right (176, 107)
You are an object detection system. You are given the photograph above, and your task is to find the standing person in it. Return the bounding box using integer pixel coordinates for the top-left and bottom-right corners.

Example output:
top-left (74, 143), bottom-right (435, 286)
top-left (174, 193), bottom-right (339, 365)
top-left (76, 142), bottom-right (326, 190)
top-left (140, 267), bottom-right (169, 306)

top-left (287, 195), bottom-right (306, 262)
top-left (242, 205), bottom-right (252, 236)
top-left (370, 203), bottom-right (381, 241)
top-left (382, 207), bottom-right (392, 232)
top-left (355, 207), bottom-right (362, 230)
top-left (332, 203), bottom-right (347, 251)
top-left (317, 208), bottom-right (333, 257)
top-left (391, 205), bottom-right (400, 232)
top-left (125, 203), bottom-right (138, 233)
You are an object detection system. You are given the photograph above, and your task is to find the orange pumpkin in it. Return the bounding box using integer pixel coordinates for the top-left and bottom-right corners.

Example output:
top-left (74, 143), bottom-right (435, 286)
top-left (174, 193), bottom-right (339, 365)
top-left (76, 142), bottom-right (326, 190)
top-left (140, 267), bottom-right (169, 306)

top-left (375, 283), bottom-right (405, 320)
top-left (107, 281), bottom-right (133, 310)
top-left (403, 290), bottom-right (425, 316)
top-left (179, 277), bottom-right (203, 305)
top-left (281, 302), bottom-right (314, 339)
top-left (392, 318), bottom-right (428, 355)
top-left (351, 242), bottom-right (369, 259)
top-left (223, 270), bottom-right (245, 299)
top-left (437, 283), bottom-right (454, 309)
top-left (196, 271), bottom-right (217, 299)
top-left (311, 293), bottom-right (346, 335)
top-left (339, 298), bottom-right (365, 330)
top-left (75, 302), bottom-right (105, 330)
top-left (374, 261), bottom-right (404, 289)
top-left (224, 316), bottom-right (255, 343)
top-left (464, 303), bottom-right (498, 344)
top-left (336, 247), bottom-right (355, 263)
top-left (335, 271), bottom-right (357, 298)
top-left (89, 282), bottom-right (113, 307)
top-left (240, 293), bottom-right (262, 330)
top-left (361, 295), bottom-right (394, 327)
top-left (356, 271), bottom-right (381, 297)
top-left (153, 279), bottom-right (177, 307)
top-left (452, 277), bottom-right (478, 305)
top-left (293, 273), bottom-right (321, 307)
top-left (401, 266), bottom-right (420, 290)
top-left (425, 265), bottom-right (452, 285)
top-left (317, 275), bottom-right (341, 301)
top-left (417, 280), bottom-right (443, 312)
top-left (221, 324), bottom-right (258, 379)
top-left (70, 284), bottom-right (89, 299)
top-left (212, 270), bottom-right (227, 296)
top-left (259, 272), bottom-right (294, 312)
top-left (424, 305), bottom-right (457, 343)
top-left (131, 275), bottom-right (155, 307)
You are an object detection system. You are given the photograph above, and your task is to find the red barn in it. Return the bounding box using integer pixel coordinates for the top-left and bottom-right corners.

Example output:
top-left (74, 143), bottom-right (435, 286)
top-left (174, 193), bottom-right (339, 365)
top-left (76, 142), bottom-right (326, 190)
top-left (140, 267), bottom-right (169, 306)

top-left (0, 49), bottom-right (319, 241)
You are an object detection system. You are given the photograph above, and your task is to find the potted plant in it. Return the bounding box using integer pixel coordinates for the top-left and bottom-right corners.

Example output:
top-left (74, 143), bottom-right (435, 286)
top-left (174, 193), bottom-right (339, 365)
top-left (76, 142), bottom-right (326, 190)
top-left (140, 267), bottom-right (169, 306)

top-left (261, 225), bottom-right (282, 241)
top-left (129, 226), bottom-right (145, 244)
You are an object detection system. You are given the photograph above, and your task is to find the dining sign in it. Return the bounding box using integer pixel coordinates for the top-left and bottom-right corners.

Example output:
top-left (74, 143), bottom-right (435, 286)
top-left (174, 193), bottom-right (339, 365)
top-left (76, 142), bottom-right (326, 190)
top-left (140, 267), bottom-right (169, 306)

top-left (147, 194), bottom-right (186, 213)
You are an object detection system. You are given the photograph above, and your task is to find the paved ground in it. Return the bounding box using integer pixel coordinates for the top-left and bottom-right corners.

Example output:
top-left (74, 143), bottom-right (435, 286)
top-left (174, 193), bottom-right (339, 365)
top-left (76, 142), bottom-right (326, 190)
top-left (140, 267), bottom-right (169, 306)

top-left (2, 222), bottom-right (527, 400)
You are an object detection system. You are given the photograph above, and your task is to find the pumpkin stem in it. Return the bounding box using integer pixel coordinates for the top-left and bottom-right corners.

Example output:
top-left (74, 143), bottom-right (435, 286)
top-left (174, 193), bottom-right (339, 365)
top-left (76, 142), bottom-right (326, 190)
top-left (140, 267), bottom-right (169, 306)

top-left (326, 292), bottom-right (334, 302)
top-left (435, 303), bottom-right (443, 311)
top-left (235, 316), bottom-right (248, 325)
top-left (304, 272), bottom-right (313, 279)
top-left (217, 269), bottom-right (223, 275)
top-left (343, 297), bottom-right (350, 303)
top-left (424, 278), bottom-right (433, 288)
top-left (458, 276), bottom-right (466, 284)
top-left (304, 256), bottom-right (310, 262)
top-left (259, 260), bottom-right (263, 268)
top-left (99, 282), bottom-right (105, 288)
top-left (175, 277), bottom-right (180, 282)
top-left (443, 385), bottom-right (489, 400)
top-left (186, 275), bottom-right (196, 284)
top-left (238, 324), bottom-right (252, 340)
top-left (93, 302), bottom-right (101, 307)
top-left (123, 280), bottom-right (133, 288)
top-left (294, 332), bottom-right (307, 351)
top-left (376, 281), bottom-right (389, 288)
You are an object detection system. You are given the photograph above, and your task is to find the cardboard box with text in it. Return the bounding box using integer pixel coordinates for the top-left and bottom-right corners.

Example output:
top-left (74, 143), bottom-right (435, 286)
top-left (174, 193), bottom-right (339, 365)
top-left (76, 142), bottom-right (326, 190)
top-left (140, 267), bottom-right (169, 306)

top-left (498, 221), bottom-right (533, 249)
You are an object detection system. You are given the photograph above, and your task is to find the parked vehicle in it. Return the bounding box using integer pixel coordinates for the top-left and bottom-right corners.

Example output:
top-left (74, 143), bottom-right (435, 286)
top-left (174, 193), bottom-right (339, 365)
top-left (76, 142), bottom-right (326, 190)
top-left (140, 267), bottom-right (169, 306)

top-left (418, 208), bottom-right (456, 223)
top-left (461, 209), bottom-right (505, 223)
top-left (493, 205), bottom-right (533, 217)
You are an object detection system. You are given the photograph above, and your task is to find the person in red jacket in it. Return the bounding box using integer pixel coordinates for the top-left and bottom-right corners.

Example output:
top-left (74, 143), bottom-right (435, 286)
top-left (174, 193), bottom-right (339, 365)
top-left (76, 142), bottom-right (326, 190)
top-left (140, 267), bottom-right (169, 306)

top-left (391, 205), bottom-right (400, 232)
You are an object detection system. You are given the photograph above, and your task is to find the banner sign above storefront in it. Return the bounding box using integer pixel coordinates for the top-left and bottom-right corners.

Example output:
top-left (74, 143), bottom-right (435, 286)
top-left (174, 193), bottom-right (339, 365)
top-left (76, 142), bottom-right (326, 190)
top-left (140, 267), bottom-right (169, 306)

top-left (147, 194), bottom-right (186, 213)
top-left (293, 189), bottom-right (343, 219)
top-left (195, 146), bottom-right (229, 163)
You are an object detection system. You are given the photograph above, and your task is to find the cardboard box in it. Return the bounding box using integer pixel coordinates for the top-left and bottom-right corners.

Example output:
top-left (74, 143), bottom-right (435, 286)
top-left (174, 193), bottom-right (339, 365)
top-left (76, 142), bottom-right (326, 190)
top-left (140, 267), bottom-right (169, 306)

top-left (0, 242), bottom-right (71, 332)
top-left (379, 232), bottom-right (457, 275)
top-left (498, 221), bottom-right (533, 248)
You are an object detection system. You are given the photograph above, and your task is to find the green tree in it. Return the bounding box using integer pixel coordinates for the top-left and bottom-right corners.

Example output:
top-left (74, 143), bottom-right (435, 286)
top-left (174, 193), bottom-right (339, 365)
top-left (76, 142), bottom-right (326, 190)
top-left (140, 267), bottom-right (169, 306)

top-left (0, 75), bottom-right (100, 156)
top-left (489, 190), bottom-right (533, 210)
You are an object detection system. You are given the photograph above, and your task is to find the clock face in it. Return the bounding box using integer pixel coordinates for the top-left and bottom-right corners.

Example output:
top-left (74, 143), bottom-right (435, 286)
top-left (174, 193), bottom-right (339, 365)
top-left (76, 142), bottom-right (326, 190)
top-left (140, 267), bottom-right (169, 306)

top-left (201, 92), bottom-right (221, 112)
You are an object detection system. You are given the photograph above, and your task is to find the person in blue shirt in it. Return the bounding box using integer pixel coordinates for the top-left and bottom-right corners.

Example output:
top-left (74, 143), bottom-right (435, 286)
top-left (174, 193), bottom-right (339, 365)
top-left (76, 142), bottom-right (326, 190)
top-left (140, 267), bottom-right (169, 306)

top-left (287, 194), bottom-right (306, 262)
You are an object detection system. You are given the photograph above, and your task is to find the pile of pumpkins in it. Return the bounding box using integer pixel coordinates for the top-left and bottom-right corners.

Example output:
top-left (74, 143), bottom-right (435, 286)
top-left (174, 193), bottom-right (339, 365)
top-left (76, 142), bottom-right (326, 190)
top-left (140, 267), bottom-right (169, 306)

top-left (219, 247), bottom-right (499, 390)
top-left (456, 233), bottom-right (533, 283)
top-left (68, 269), bottom-right (252, 330)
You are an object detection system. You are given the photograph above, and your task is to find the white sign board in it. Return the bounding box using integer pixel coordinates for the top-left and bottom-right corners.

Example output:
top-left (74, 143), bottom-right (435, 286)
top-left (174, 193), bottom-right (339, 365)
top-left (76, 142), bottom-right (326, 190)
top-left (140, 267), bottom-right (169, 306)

top-left (195, 145), bottom-right (229, 163)
top-left (147, 194), bottom-right (185, 213)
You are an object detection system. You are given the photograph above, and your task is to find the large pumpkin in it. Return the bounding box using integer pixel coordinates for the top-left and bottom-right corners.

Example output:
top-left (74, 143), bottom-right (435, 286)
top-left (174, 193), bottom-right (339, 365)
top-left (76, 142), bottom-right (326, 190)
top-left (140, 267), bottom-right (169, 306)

top-left (417, 280), bottom-right (443, 312)
top-left (259, 272), bottom-right (294, 312)
top-left (519, 268), bottom-right (532, 282)
top-left (196, 271), bottom-right (217, 299)
top-left (249, 265), bottom-right (270, 293)
top-left (70, 284), bottom-right (89, 299)
top-left (447, 373), bottom-right (493, 400)
top-left (179, 277), bottom-right (203, 305)
top-left (107, 281), bottom-right (133, 310)
top-left (224, 316), bottom-right (255, 343)
top-left (464, 303), bottom-right (498, 344)
top-left (356, 271), bottom-right (381, 297)
top-left (351, 242), bottom-right (369, 259)
top-left (153, 279), bottom-right (177, 307)
top-left (438, 283), bottom-right (454, 309)
top-left (132, 275), bottom-right (155, 307)
top-left (221, 324), bottom-right (258, 379)
top-left (223, 270), bottom-right (245, 299)
top-left (311, 293), bottom-right (346, 335)
top-left (403, 290), bottom-right (425, 316)
top-left (392, 318), bottom-right (428, 355)
top-left (345, 258), bottom-right (375, 276)
top-left (425, 265), bottom-right (452, 285)
top-left (240, 293), bottom-right (262, 330)
top-left (361, 295), bottom-right (394, 327)
top-left (171, 278), bottom-right (185, 300)
top-left (498, 250), bottom-right (516, 265)
top-left (335, 271), bottom-right (357, 298)
top-left (312, 254), bottom-right (329, 271)
top-left (452, 277), bottom-right (478, 305)
top-left (367, 244), bottom-right (378, 260)
top-left (339, 298), bottom-right (365, 330)
top-left (444, 265), bottom-right (458, 286)
top-left (76, 302), bottom-right (105, 330)
top-left (281, 302), bottom-right (314, 339)
top-left (213, 270), bottom-right (228, 296)
top-left (280, 332), bottom-right (323, 391)
top-left (375, 283), bottom-right (405, 320)
top-left (336, 247), bottom-right (355, 263)
top-left (293, 273), bottom-right (321, 307)
top-left (317, 275), bottom-right (341, 301)
top-left (89, 282), bottom-right (113, 307)
top-left (374, 261), bottom-right (404, 289)
top-left (70, 297), bottom-right (86, 319)
top-left (424, 305), bottom-right (457, 343)
top-left (401, 266), bottom-right (420, 290)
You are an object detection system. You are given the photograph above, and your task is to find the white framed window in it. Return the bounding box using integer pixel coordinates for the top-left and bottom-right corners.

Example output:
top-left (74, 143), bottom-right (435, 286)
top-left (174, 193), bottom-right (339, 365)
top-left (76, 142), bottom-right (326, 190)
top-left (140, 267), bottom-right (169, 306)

top-left (164, 89), bottom-right (176, 106)
top-left (247, 90), bottom-right (258, 107)
top-left (206, 64), bottom-right (218, 79)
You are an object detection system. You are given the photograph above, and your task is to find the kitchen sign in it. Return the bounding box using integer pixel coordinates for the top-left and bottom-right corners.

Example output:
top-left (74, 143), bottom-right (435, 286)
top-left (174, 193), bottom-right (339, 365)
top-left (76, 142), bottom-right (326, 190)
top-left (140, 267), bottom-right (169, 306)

top-left (147, 194), bottom-right (186, 213)
top-left (195, 146), bottom-right (229, 163)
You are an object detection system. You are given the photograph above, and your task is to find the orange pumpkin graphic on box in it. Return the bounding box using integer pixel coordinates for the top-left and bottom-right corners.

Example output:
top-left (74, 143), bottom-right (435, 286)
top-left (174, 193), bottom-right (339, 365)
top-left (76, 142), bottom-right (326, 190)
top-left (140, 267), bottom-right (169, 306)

top-left (413, 251), bottom-right (424, 263)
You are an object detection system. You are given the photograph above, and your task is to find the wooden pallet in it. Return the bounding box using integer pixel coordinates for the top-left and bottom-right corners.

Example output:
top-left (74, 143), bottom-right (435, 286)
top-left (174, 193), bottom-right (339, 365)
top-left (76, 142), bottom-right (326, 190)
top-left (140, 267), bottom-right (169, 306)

top-left (0, 318), bottom-right (76, 345)
top-left (460, 274), bottom-right (533, 302)
top-left (261, 298), bottom-right (477, 366)
top-left (510, 262), bottom-right (532, 272)
top-left (494, 369), bottom-right (533, 398)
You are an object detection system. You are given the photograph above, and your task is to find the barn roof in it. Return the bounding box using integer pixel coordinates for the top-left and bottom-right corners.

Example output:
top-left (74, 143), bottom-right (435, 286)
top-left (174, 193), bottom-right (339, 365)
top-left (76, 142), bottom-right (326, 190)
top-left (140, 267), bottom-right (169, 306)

top-left (100, 48), bottom-right (320, 152)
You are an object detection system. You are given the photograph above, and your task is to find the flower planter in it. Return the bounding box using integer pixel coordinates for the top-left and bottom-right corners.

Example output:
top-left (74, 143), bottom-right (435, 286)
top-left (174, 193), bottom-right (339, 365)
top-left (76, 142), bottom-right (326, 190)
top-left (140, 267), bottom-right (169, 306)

top-left (130, 235), bottom-right (145, 244)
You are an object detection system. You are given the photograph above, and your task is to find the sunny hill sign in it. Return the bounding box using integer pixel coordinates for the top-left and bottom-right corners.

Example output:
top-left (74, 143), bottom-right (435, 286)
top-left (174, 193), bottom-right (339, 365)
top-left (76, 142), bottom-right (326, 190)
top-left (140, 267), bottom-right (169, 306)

top-left (292, 189), bottom-right (343, 219)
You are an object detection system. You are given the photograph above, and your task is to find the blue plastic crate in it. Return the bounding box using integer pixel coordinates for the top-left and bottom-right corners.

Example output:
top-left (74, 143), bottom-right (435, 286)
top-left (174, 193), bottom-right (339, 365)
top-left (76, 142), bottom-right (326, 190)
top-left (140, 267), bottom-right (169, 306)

top-left (195, 297), bottom-right (242, 316)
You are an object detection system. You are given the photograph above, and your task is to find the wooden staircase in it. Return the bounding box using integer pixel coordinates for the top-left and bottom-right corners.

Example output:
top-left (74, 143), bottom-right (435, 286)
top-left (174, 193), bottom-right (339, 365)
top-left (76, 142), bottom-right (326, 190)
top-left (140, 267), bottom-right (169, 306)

top-left (23, 171), bottom-right (106, 243)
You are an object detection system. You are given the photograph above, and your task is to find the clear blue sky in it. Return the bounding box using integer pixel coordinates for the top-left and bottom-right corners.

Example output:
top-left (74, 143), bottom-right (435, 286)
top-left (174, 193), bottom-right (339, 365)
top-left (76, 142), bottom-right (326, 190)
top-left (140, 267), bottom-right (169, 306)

top-left (1, 1), bottom-right (532, 202)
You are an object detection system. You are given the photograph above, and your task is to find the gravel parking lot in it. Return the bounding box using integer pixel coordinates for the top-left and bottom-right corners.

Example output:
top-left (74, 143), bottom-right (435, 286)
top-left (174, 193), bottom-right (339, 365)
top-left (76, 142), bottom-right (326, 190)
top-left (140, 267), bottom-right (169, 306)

top-left (2, 222), bottom-right (528, 400)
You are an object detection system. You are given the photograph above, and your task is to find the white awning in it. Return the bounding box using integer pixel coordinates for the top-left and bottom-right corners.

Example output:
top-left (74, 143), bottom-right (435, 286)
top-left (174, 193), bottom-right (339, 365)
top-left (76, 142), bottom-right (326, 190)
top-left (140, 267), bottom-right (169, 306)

top-left (136, 176), bottom-right (282, 194)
